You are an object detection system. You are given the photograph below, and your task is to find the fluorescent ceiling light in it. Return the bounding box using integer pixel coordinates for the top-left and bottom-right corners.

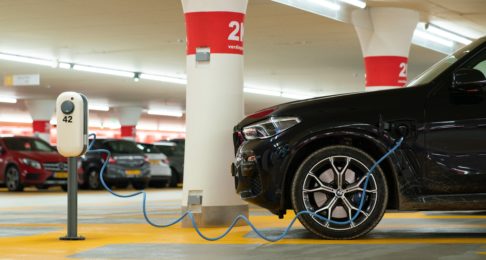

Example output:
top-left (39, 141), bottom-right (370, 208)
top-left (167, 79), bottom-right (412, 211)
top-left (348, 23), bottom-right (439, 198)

top-left (426, 23), bottom-right (473, 45)
top-left (59, 62), bottom-right (72, 69)
top-left (0, 53), bottom-right (57, 68)
top-left (310, 0), bottom-right (341, 10)
top-left (89, 104), bottom-right (110, 111)
top-left (413, 30), bottom-right (454, 47)
top-left (140, 73), bottom-right (187, 85)
top-left (0, 96), bottom-right (17, 103)
top-left (244, 87), bottom-right (314, 100)
top-left (147, 109), bottom-right (184, 117)
top-left (244, 87), bottom-right (282, 97)
top-left (281, 92), bottom-right (313, 100)
top-left (340, 0), bottom-right (366, 9)
top-left (73, 64), bottom-right (134, 78)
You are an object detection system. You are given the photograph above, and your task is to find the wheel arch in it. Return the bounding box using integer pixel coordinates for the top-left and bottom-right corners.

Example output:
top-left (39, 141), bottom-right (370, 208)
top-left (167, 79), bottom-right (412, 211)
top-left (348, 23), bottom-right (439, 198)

top-left (282, 129), bottom-right (401, 212)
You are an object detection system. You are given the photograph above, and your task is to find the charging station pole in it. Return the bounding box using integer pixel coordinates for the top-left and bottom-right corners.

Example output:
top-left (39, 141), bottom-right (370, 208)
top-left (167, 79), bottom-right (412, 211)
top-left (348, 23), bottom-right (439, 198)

top-left (60, 157), bottom-right (84, 240)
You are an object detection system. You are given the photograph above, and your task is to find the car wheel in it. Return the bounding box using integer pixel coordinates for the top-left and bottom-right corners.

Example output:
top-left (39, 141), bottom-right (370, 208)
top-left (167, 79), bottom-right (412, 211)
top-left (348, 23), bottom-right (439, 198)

top-left (5, 166), bottom-right (24, 192)
top-left (87, 169), bottom-right (102, 190)
top-left (116, 180), bottom-right (130, 189)
top-left (61, 184), bottom-right (68, 192)
top-left (169, 169), bottom-right (179, 188)
top-left (291, 145), bottom-right (388, 240)
top-left (36, 184), bottom-right (49, 190)
top-left (132, 181), bottom-right (147, 190)
top-left (150, 180), bottom-right (168, 188)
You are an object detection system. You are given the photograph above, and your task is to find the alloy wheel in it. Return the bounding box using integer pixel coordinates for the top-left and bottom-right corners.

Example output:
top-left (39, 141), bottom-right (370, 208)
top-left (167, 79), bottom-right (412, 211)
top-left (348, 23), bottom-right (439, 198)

top-left (301, 155), bottom-right (378, 231)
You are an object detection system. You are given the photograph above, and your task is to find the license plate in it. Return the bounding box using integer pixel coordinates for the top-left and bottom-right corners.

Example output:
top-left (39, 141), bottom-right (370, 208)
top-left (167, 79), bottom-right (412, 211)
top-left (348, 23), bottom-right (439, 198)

top-left (126, 169), bottom-right (141, 176)
top-left (54, 172), bottom-right (68, 179)
top-left (149, 160), bottom-right (160, 165)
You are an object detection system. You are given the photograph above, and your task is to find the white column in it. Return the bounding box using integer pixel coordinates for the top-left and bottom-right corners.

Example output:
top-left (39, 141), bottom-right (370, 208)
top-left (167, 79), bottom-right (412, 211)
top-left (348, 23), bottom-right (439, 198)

top-left (25, 100), bottom-right (55, 143)
top-left (118, 107), bottom-right (142, 140)
top-left (352, 8), bottom-right (419, 91)
top-left (181, 0), bottom-right (249, 227)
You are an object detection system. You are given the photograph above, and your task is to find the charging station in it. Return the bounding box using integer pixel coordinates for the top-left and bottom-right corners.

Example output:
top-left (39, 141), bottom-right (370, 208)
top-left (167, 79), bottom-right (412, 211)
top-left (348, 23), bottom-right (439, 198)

top-left (56, 92), bottom-right (88, 241)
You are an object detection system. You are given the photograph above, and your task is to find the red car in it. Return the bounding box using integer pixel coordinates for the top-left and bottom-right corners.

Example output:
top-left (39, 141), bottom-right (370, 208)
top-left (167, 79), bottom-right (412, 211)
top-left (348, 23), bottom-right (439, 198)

top-left (0, 136), bottom-right (83, 192)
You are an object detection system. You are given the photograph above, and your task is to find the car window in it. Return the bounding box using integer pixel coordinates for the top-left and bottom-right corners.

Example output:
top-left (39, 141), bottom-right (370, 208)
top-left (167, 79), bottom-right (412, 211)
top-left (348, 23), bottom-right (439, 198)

top-left (408, 39), bottom-right (484, 87)
top-left (4, 138), bottom-right (55, 152)
top-left (473, 60), bottom-right (486, 77)
top-left (105, 140), bottom-right (143, 154)
top-left (155, 144), bottom-right (175, 156)
top-left (136, 144), bottom-right (161, 154)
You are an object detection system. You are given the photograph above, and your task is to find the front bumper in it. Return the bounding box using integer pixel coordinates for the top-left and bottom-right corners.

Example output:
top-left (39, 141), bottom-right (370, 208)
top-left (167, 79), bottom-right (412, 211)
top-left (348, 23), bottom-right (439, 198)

top-left (232, 138), bottom-right (292, 214)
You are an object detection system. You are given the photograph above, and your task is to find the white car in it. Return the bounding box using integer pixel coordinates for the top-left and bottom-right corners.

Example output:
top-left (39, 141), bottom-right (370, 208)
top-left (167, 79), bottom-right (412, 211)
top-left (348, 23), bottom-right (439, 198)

top-left (137, 143), bottom-right (172, 187)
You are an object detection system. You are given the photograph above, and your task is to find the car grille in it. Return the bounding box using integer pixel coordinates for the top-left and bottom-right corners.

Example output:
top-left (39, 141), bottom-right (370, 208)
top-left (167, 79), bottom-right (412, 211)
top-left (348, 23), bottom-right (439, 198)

top-left (43, 162), bottom-right (68, 172)
top-left (250, 176), bottom-right (263, 196)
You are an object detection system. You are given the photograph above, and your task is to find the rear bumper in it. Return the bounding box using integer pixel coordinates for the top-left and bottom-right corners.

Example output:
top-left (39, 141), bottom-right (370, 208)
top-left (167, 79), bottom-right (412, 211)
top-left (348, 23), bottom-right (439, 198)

top-left (103, 165), bottom-right (151, 183)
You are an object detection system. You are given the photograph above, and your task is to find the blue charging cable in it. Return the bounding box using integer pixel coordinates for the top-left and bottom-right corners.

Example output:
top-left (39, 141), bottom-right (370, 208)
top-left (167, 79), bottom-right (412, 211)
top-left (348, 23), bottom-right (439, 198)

top-left (87, 133), bottom-right (403, 242)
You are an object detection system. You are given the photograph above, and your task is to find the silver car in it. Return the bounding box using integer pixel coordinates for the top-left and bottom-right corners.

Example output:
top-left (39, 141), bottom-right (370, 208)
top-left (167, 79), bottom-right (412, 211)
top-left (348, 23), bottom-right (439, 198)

top-left (137, 143), bottom-right (172, 188)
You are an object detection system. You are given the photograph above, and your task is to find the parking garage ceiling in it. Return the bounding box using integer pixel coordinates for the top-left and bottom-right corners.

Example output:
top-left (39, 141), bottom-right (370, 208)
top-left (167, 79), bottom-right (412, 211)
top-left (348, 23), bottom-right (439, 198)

top-left (0, 0), bottom-right (484, 116)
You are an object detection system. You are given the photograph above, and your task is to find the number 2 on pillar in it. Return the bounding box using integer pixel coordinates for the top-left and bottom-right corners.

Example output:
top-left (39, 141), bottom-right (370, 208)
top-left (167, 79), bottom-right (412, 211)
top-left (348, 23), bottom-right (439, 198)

top-left (399, 62), bottom-right (407, 78)
top-left (228, 21), bottom-right (244, 42)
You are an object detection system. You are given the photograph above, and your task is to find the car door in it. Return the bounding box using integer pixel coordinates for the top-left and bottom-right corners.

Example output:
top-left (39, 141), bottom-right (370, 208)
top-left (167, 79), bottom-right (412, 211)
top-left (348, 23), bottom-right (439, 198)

top-left (424, 47), bottom-right (486, 194)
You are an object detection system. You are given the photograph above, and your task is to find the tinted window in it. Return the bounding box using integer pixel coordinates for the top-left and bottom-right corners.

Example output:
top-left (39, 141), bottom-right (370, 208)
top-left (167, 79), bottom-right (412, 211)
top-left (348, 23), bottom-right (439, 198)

top-left (4, 137), bottom-right (55, 152)
top-left (155, 144), bottom-right (175, 156)
top-left (105, 140), bottom-right (143, 154)
top-left (137, 143), bottom-right (161, 154)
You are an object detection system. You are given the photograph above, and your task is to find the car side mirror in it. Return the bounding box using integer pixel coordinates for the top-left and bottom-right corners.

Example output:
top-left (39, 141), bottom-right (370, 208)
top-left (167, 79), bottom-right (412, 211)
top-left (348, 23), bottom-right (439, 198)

top-left (452, 68), bottom-right (486, 93)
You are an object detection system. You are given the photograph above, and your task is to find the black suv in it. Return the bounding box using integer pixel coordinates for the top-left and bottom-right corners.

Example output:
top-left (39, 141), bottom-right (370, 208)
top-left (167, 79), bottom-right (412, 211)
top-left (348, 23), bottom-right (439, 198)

top-left (232, 37), bottom-right (486, 239)
top-left (81, 139), bottom-right (150, 190)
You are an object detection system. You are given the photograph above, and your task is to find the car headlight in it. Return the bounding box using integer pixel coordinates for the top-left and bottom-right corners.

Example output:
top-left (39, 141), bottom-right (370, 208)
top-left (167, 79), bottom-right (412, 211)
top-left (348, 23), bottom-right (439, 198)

top-left (20, 158), bottom-right (42, 169)
top-left (242, 117), bottom-right (301, 140)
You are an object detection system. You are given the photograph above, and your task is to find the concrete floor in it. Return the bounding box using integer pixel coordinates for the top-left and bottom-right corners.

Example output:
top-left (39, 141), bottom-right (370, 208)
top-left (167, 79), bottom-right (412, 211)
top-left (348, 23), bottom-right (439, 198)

top-left (1, 188), bottom-right (486, 259)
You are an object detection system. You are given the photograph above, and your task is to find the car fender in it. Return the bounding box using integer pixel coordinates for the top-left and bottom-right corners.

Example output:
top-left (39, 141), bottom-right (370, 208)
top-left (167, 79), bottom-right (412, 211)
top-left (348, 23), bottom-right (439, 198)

top-left (280, 124), bottom-right (404, 211)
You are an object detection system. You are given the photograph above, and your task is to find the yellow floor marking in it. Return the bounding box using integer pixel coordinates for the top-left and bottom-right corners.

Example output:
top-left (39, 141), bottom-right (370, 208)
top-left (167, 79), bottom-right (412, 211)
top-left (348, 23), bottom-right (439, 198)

top-left (2, 212), bottom-right (486, 259)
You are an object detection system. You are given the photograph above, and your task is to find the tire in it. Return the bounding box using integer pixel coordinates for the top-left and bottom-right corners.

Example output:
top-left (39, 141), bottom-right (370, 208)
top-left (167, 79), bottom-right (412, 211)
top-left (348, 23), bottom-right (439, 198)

top-left (87, 169), bottom-right (102, 190)
top-left (169, 169), bottom-right (179, 188)
top-left (132, 180), bottom-right (147, 190)
top-left (61, 185), bottom-right (68, 192)
top-left (5, 166), bottom-right (24, 192)
top-left (150, 180), bottom-right (167, 188)
top-left (291, 145), bottom-right (388, 240)
top-left (36, 184), bottom-right (49, 190)
top-left (116, 180), bottom-right (130, 189)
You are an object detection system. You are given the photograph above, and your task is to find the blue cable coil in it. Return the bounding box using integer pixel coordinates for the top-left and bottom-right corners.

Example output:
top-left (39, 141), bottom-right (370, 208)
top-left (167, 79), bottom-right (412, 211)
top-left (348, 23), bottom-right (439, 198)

top-left (87, 133), bottom-right (404, 242)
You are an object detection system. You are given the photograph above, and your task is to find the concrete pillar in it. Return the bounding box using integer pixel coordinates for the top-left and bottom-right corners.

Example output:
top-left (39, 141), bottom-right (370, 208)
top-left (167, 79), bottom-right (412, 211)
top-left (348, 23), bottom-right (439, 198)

top-left (352, 8), bottom-right (419, 91)
top-left (25, 100), bottom-right (55, 143)
top-left (181, 0), bottom-right (249, 227)
top-left (118, 107), bottom-right (142, 140)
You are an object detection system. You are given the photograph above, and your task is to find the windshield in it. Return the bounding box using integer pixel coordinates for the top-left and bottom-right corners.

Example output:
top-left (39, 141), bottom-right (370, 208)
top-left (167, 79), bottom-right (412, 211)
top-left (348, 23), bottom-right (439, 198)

top-left (408, 39), bottom-right (483, 87)
top-left (105, 140), bottom-right (143, 154)
top-left (4, 137), bottom-right (55, 152)
top-left (136, 143), bottom-right (162, 154)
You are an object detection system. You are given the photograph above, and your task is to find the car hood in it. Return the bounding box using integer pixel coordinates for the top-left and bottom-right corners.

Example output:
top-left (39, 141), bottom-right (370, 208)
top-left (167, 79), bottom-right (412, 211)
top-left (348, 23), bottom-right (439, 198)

top-left (236, 87), bottom-right (421, 129)
top-left (12, 151), bottom-right (66, 162)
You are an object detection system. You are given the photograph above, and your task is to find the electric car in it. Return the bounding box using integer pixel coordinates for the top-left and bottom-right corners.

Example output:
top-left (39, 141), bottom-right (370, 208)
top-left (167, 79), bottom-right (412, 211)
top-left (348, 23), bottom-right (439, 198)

top-left (80, 139), bottom-right (150, 190)
top-left (232, 37), bottom-right (486, 239)
top-left (0, 136), bottom-right (83, 192)
top-left (154, 139), bottom-right (185, 187)
top-left (137, 143), bottom-right (172, 188)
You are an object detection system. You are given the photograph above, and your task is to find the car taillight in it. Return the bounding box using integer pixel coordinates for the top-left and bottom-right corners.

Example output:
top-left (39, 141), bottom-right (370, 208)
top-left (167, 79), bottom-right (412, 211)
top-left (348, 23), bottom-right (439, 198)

top-left (108, 157), bottom-right (117, 164)
top-left (162, 158), bottom-right (170, 164)
top-left (144, 156), bottom-right (149, 163)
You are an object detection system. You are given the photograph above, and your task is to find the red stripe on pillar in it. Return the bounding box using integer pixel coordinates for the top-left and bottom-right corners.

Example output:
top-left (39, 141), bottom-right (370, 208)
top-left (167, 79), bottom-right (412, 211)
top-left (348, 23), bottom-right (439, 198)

top-left (121, 125), bottom-right (136, 138)
top-left (33, 120), bottom-right (50, 134)
top-left (364, 56), bottom-right (408, 87)
top-left (185, 11), bottom-right (245, 55)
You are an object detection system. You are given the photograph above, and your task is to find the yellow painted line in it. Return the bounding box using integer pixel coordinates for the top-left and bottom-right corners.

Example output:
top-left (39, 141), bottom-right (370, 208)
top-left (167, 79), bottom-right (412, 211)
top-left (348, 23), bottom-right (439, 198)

top-left (2, 215), bottom-right (486, 259)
